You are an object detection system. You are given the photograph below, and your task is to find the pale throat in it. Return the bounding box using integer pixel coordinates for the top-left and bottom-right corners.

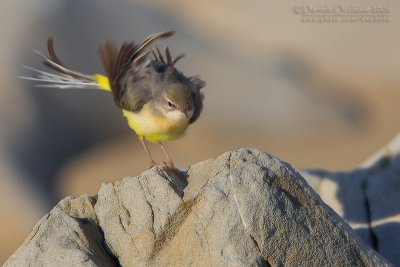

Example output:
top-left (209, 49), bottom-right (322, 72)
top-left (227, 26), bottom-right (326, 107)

top-left (165, 109), bottom-right (193, 123)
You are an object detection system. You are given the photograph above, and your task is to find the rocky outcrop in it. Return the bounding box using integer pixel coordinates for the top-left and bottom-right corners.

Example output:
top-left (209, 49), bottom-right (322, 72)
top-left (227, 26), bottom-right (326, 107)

top-left (4, 149), bottom-right (392, 266)
top-left (4, 195), bottom-right (117, 266)
top-left (302, 133), bottom-right (400, 265)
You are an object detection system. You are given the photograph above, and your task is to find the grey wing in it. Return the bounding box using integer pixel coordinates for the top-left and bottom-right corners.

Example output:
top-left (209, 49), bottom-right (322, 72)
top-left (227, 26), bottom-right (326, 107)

top-left (190, 91), bottom-right (204, 123)
top-left (118, 68), bottom-right (154, 112)
top-left (189, 76), bottom-right (206, 123)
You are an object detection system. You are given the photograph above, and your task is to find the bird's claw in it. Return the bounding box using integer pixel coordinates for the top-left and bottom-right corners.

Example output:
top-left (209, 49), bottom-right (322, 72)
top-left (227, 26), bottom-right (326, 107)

top-left (148, 160), bottom-right (157, 169)
top-left (162, 160), bottom-right (175, 170)
top-left (160, 161), bottom-right (184, 179)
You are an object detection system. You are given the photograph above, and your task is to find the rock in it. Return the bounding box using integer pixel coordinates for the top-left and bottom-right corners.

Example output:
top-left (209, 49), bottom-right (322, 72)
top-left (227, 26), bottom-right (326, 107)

top-left (301, 133), bottom-right (400, 266)
top-left (4, 195), bottom-right (117, 267)
top-left (300, 169), bottom-right (375, 246)
top-left (5, 149), bottom-right (391, 266)
top-left (366, 170), bottom-right (400, 265)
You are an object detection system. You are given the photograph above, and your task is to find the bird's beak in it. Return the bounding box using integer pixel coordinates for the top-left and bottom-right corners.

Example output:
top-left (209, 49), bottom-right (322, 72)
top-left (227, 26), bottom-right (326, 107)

top-left (181, 108), bottom-right (188, 118)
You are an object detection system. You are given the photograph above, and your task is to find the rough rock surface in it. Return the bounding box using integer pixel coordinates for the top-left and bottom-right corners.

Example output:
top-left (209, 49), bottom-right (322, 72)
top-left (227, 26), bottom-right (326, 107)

top-left (5, 149), bottom-right (392, 266)
top-left (4, 195), bottom-right (117, 266)
top-left (301, 133), bottom-right (400, 265)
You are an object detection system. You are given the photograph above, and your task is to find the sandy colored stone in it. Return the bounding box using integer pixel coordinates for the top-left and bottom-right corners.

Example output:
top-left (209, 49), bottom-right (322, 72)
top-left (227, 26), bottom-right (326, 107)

top-left (5, 149), bottom-right (392, 266)
top-left (4, 195), bottom-right (117, 267)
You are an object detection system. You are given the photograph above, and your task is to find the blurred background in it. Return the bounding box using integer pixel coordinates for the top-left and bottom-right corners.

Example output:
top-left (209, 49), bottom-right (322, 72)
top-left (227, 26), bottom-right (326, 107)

top-left (0, 0), bottom-right (398, 262)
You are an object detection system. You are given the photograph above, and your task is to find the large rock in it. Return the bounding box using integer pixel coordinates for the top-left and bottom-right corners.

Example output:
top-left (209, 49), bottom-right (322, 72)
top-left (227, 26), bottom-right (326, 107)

top-left (301, 134), bottom-right (400, 265)
top-left (4, 149), bottom-right (392, 266)
top-left (4, 195), bottom-right (117, 266)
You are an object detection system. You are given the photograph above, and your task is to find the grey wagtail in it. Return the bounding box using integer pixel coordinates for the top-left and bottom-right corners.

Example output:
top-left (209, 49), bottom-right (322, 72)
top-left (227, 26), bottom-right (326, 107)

top-left (20, 31), bottom-right (206, 170)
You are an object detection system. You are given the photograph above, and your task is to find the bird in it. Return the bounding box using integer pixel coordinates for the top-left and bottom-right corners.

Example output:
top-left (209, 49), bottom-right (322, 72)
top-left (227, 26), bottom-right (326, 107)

top-left (19, 31), bottom-right (206, 171)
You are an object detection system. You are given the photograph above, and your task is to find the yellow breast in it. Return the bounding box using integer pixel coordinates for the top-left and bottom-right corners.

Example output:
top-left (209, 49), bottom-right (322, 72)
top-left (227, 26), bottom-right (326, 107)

top-left (122, 104), bottom-right (190, 143)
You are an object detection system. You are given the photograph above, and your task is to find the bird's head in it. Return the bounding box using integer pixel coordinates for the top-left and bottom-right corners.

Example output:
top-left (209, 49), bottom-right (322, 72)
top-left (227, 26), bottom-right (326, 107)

top-left (159, 83), bottom-right (194, 121)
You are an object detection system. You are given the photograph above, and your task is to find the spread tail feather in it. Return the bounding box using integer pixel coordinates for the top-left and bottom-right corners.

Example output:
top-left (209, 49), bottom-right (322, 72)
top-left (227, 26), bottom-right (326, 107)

top-left (19, 38), bottom-right (111, 91)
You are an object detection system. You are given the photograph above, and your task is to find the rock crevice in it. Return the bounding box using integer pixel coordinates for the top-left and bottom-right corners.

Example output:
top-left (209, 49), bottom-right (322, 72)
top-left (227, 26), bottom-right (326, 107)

top-left (301, 133), bottom-right (400, 265)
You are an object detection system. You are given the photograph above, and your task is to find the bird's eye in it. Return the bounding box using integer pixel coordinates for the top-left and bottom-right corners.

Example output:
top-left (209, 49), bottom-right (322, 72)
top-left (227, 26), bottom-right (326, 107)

top-left (168, 101), bottom-right (173, 108)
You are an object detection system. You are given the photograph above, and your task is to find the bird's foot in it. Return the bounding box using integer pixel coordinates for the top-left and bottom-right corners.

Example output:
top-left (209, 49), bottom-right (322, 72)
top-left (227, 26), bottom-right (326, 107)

top-left (161, 160), bottom-right (175, 170)
top-left (148, 160), bottom-right (157, 169)
top-left (161, 161), bottom-right (184, 179)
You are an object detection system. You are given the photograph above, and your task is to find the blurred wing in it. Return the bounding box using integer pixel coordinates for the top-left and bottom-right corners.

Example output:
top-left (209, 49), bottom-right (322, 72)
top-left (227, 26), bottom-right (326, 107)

top-left (118, 68), bottom-right (154, 111)
top-left (189, 76), bottom-right (206, 123)
top-left (98, 31), bottom-right (174, 112)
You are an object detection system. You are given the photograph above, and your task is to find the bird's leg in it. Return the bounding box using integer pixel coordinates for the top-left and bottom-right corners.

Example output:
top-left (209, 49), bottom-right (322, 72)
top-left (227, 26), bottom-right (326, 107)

top-left (139, 136), bottom-right (157, 168)
top-left (159, 143), bottom-right (175, 169)
top-left (159, 143), bottom-right (184, 179)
